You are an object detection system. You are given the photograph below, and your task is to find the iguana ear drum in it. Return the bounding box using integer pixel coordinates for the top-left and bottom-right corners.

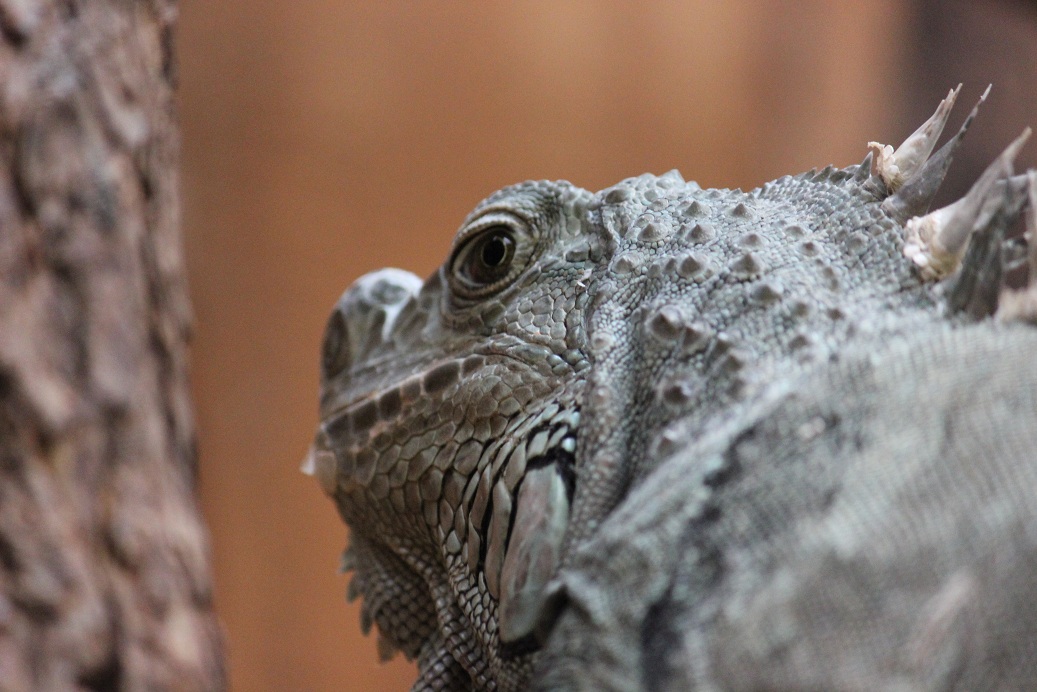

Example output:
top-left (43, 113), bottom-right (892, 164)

top-left (497, 464), bottom-right (571, 650)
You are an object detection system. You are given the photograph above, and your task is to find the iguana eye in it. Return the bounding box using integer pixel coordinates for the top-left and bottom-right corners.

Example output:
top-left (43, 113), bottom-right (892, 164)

top-left (450, 223), bottom-right (527, 297)
top-left (462, 227), bottom-right (515, 282)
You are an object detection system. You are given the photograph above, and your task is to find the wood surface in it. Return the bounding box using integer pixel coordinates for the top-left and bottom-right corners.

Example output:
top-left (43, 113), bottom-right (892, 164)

top-left (0, 0), bottom-right (223, 687)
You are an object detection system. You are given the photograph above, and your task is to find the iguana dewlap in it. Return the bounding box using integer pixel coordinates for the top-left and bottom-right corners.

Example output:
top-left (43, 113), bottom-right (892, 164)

top-left (306, 88), bottom-right (1037, 690)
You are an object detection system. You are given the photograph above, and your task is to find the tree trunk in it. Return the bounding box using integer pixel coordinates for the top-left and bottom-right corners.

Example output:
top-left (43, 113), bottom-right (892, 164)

top-left (0, 1), bottom-right (223, 688)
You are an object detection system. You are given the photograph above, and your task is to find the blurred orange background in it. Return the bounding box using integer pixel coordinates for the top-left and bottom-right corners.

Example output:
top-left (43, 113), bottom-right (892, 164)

top-left (176, 2), bottom-right (1036, 690)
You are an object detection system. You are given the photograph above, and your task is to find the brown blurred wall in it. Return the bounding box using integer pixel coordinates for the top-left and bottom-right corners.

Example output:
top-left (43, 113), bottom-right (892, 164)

top-left (177, 2), bottom-right (1035, 690)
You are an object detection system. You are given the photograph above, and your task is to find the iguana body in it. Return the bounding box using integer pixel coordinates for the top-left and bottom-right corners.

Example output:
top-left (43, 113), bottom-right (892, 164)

top-left (307, 89), bottom-right (1037, 690)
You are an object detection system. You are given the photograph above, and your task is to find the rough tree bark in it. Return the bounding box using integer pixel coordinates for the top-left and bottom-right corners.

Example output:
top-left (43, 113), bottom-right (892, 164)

top-left (0, 1), bottom-right (223, 689)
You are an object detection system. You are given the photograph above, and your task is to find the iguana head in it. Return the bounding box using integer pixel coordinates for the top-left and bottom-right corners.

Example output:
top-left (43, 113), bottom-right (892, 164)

top-left (309, 180), bottom-right (601, 686)
top-left (307, 88), bottom-right (1035, 689)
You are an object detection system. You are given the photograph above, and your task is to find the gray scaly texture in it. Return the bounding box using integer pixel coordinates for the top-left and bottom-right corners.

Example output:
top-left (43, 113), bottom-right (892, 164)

top-left (306, 87), bottom-right (1037, 690)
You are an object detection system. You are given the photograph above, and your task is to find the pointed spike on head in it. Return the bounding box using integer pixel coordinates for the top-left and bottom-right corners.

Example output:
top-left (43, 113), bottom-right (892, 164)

top-left (948, 84), bottom-right (989, 145)
top-left (890, 84), bottom-right (962, 185)
top-left (904, 128), bottom-right (1031, 279)
top-left (883, 85), bottom-right (990, 220)
top-left (947, 188), bottom-right (1013, 318)
top-left (935, 127), bottom-right (1030, 253)
top-left (868, 84), bottom-right (962, 192)
top-left (928, 83), bottom-right (991, 158)
top-left (882, 139), bottom-right (956, 221)
top-left (903, 202), bottom-right (961, 278)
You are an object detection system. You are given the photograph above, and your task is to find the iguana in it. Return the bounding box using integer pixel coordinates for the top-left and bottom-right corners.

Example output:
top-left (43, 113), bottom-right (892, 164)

top-left (305, 87), bottom-right (1037, 690)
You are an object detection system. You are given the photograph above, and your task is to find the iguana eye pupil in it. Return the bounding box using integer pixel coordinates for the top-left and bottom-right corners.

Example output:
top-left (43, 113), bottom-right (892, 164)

top-left (481, 235), bottom-right (509, 267)
top-left (458, 226), bottom-right (516, 287)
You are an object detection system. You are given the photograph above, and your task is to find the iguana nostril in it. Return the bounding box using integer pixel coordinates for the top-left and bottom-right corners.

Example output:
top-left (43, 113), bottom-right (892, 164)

top-left (322, 268), bottom-right (423, 379)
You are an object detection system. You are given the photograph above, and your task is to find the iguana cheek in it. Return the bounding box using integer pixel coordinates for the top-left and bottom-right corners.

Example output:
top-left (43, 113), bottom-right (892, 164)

top-left (482, 479), bottom-right (512, 600)
top-left (497, 464), bottom-right (571, 646)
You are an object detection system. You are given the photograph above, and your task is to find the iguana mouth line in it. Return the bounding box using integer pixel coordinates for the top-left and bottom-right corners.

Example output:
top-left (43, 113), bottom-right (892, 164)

top-left (321, 344), bottom-right (572, 425)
